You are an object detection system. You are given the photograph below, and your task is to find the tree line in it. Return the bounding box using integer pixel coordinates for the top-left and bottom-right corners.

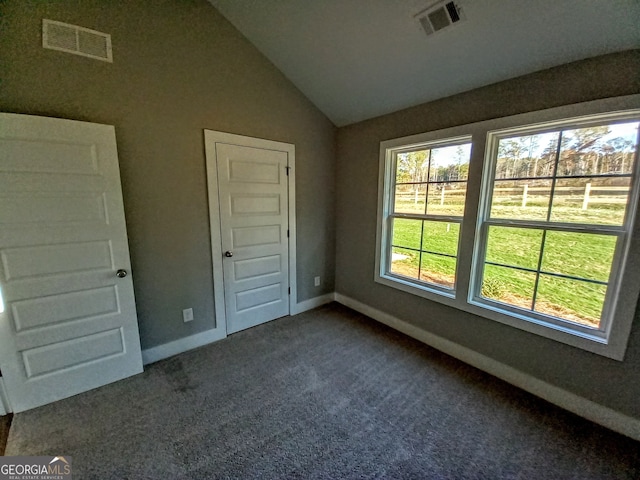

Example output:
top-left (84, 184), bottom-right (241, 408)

top-left (496, 126), bottom-right (637, 180)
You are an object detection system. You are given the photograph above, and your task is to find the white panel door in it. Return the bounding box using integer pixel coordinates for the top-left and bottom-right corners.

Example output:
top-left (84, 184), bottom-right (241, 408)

top-left (215, 142), bottom-right (290, 334)
top-left (0, 113), bottom-right (143, 413)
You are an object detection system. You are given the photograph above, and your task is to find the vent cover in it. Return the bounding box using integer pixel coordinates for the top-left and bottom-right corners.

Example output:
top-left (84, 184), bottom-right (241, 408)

top-left (43, 19), bottom-right (112, 62)
top-left (415, 1), bottom-right (466, 36)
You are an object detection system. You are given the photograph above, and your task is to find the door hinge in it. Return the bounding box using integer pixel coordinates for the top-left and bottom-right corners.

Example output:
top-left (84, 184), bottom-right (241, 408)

top-left (288, 287), bottom-right (291, 295)
top-left (287, 229), bottom-right (290, 238)
top-left (285, 166), bottom-right (290, 176)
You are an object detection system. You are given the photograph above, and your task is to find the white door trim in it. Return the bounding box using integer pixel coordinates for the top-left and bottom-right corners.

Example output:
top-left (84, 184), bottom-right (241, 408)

top-left (204, 130), bottom-right (297, 333)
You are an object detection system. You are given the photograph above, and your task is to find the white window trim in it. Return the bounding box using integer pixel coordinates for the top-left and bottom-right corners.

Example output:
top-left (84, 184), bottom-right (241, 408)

top-left (375, 94), bottom-right (640, 360)
top-left (381, 135), bottom-right (471, 296)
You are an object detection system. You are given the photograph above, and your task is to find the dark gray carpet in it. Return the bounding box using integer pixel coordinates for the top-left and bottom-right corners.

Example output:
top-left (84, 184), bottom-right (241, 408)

top-left (0, 413), bottom-right (11, 456)
top-left (5, 303), bottom-right (640, 478)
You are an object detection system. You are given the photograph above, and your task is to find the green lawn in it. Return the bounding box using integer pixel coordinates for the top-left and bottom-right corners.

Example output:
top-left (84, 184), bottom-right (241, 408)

top-left (390, 201), bottom-right (623, 327)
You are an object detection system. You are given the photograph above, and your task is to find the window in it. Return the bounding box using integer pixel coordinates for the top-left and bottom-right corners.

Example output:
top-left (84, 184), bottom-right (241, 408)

top-left (473, 116), bottom-right (640, 340)
top-left (376, 96), bottom-right (640, 359)
top-left (382, 137), bottom-right (471, 293)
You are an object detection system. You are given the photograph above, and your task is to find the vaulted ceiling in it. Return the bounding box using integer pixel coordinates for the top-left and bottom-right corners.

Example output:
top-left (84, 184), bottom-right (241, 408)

top-left (210, 0), bottom-right (640, 126)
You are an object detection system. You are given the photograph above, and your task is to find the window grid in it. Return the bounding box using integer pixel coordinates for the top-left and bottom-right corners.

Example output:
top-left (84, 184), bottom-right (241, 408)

top-left (388, 216), bottom-right (463, 289)
top-left (390, 244), bottom-right (458, 260)
top-left (483, 259), bottom-right (609, 286)
top-left (387, 141), bottom-right (470, 290)
top-left (492, 173), bottom-right (633, 183)
top-left (396, 179), bottom-right (469, 185)
top-left (544, 130), bottom-right (563, 222)
top-left (477, 118), bottom-right (640, 330)
top-left (423, 148), bottom-right (431, 216)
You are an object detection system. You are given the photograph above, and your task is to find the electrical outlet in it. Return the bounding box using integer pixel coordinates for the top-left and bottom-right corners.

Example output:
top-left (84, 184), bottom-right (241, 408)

top-left (182, 308), bottom-right (194, 322)
top-left (314, 276), bottom-right (321, 287)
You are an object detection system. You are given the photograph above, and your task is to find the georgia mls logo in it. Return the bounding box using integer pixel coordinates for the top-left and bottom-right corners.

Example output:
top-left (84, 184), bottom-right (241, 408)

top-left (49, 457), bottom-right (70, 470)
top-left (0, 456), bottom-right (72, 479)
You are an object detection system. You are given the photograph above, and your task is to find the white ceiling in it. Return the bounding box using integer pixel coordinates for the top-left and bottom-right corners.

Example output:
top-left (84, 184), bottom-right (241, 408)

top-left (210, 0), bottom-right (640, 126)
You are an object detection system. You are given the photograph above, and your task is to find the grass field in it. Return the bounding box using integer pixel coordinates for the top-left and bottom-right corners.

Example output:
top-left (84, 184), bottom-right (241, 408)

top-left (390, 195), bottom-right (626, 327)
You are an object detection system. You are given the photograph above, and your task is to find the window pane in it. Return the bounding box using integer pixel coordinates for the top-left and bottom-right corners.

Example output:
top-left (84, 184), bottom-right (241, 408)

top-left (420, 253), bottom-right (456, 288)
top-left (384, 138), bottom-right (471, 295)
top-left (535, 275), bottom-right (606, 328)
top-left (392, 218), bottom-right (422, 250)
top-left (422, 221), bottom-right (459, 256)
top-left (490, 180), bottom-right (551, 220)
top-left (394, 184), bottom-right (426, 214)
top-left (541, 231), bottom-right (616, 282)
top-left (481, 264), bottom-right (536, 309)
top-left (396, 150), bottom-right (429, 184)
top-left (429, 144), bottom-right (471, 182)
top-left (496, 132), bottom-right (559, 179)
top-left (557, 122), bottom-right (639, 177)
top-left (390, 247), bottom-right (420, 280)
top-left (426, 183), bottom-right (467, 216)
top-left (550, 177), bottom-right (630, 225)
top-left (486, 226), bottom-right (542, 270)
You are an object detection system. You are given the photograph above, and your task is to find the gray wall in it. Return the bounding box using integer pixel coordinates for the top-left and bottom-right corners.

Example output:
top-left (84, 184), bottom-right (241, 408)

top-left (335, 50), bottom-right (640, 418)
top-left (0, 0), bottom-right (336, 349)
top-left (3, 0), bottom-right (639, 421)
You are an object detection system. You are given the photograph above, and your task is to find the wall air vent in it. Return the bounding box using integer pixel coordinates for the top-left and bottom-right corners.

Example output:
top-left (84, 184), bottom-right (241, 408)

top-left (415, 1), bottom-right (466, 36)
top-left (43, 19), bottom-right (112, 62)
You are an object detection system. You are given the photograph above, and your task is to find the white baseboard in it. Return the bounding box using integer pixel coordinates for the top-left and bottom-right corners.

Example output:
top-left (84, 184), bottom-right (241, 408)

top-left (0, 377), bottom-right (10, 415)
top-left (142, 327), bottom-right (227, 365)
top-left (292, 293), bottom-right (336, 315)
top-left (142, 294), bottom-right (337, 366)
top-left (334, 293), bottom-right (640, 441)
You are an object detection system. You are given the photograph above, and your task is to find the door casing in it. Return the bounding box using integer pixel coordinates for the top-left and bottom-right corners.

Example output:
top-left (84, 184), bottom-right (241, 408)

top-left (204, 130), bottom-right (297, 336)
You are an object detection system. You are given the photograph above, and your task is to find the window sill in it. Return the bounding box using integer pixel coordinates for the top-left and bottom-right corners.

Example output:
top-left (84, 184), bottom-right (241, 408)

top-left (375, 272), bottom-right (628, 361)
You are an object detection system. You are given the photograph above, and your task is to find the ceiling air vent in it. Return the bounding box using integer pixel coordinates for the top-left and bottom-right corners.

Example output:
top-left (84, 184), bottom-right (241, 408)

top-left (42, 19), bottom-right (112, 62)
top-left (415, 1), bottom-right (466, 36)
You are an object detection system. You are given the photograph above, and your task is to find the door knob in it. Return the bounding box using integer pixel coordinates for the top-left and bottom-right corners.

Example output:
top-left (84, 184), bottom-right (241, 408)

top-left (225, 251), bottom-right (233, 258)
top-left (116, 269), bottom-right (128, 278)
